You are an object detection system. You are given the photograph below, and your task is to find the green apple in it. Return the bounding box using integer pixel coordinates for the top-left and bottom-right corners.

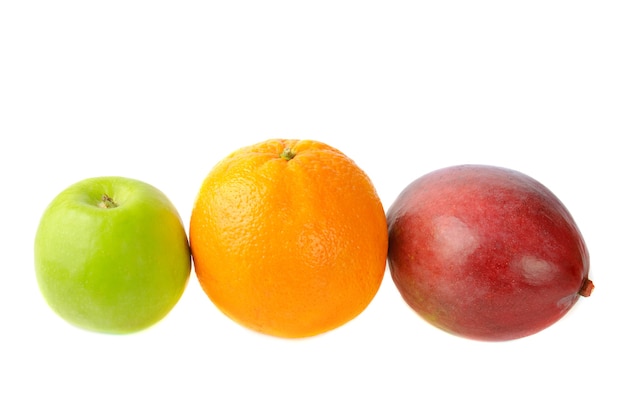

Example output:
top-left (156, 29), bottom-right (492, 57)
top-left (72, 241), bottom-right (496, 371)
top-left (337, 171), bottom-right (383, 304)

top-left (34, 176), bottom-right (191, 334)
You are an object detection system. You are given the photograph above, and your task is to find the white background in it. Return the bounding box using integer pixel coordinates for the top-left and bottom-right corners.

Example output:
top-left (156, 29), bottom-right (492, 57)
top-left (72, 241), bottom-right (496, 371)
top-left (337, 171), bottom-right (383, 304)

top-left (2, 1), bottom-right (624, 415)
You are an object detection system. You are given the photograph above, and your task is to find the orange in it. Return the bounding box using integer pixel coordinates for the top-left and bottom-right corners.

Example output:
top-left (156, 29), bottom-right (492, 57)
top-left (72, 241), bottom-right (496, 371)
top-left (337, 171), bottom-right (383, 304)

top-left (189, 139), bottom-right (388, 338)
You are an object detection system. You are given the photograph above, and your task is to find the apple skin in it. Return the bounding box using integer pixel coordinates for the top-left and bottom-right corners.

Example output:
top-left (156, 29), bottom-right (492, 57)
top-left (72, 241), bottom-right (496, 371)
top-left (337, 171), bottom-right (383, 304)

top-left (34, 177), bottom-right (191, 334)
top-left (387, 165), bottom-right (593, 341)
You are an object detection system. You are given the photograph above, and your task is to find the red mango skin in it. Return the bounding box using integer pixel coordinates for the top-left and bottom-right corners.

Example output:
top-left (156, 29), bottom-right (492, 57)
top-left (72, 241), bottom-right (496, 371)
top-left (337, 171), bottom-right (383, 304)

top-left (387, 165), bottom-right (592, 341)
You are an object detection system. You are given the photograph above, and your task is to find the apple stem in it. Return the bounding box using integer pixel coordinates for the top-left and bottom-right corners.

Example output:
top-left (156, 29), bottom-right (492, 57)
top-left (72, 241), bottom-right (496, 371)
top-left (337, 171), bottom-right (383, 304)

top-left (280, 147), bottom-right (297, 161)
top-left (98, 194), bottom-right (119, 209)
top-left (578, 278), bottom-right (594, 297)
